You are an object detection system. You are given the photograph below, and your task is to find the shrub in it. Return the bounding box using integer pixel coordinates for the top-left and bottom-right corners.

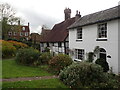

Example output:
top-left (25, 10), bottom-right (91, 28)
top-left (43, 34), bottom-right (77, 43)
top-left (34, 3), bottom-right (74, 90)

top-left (95, 58), bottom-right (109, 72)
top-left (8, 40), bottom-right (28, 49)
top-left (40, 52), bottom-right (52, 64)
top-left (1, 40), bottom-right (16, 58)
top-left (59, 62), bottom-right (119, 88)
top-left (44, 47), bottom-right (50, 52)
top-left (49, 54), bottom-right (73, 75)
top-left (59, 62), bottom-right (104, 88)
top-left (15, 48), bottom-right (41, 66)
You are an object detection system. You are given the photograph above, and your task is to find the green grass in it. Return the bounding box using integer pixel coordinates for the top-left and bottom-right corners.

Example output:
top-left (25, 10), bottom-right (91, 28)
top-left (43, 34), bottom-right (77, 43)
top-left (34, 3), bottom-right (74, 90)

top-left (2, 59), bottom-right (53, 78)
top-left (2, 79), bottom-right (69, 88)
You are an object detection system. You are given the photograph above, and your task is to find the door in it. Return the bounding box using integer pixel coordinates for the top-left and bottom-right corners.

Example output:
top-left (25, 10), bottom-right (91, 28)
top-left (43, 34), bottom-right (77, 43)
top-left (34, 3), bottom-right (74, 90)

top-left (99, 48), bottom-right (106, 60)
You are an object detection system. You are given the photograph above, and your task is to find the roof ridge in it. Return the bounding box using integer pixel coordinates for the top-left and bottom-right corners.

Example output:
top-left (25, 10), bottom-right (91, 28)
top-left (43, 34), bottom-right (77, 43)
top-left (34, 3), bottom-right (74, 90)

top-left (82, 5), bottom-right (119, 18)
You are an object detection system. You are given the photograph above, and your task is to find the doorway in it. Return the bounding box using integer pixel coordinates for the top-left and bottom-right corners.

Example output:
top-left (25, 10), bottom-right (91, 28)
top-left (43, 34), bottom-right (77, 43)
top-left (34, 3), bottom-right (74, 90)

top-left (99, 48), bottom-right (106, 60)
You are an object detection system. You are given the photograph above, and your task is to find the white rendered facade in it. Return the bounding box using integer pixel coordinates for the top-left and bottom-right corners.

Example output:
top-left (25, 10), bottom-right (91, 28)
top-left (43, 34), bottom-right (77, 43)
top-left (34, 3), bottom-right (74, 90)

top-left (69, 20), bottom-right (119, 74)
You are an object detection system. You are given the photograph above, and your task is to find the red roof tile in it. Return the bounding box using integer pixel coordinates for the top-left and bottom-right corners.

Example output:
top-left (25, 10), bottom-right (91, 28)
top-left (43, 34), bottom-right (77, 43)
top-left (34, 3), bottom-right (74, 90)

top-left (41, 17), bottom-right (75, 42)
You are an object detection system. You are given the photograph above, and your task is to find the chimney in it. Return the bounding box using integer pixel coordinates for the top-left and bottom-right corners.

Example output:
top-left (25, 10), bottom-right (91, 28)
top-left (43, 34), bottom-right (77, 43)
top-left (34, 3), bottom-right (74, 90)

top-left (64, 8), bottom-right (71, 20)
top-left (28, 22), bottom-right (29, 27)
top-left (18, 20), bottom-right (20, 25)
top-left (75, 10), bottom-right (81, 21)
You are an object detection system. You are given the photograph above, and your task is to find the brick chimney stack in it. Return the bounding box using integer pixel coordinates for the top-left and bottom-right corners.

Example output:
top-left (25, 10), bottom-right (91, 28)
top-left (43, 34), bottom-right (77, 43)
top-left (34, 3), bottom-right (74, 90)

top-left (64, 8), bottom-right (71, 20)
top-left (75, 10), bottom-right (81, 21)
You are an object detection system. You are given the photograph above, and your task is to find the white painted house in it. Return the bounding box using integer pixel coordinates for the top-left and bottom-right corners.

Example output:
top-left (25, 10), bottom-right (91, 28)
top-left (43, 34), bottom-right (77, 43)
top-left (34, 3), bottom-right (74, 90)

top-left (68, 5), bottom-right (120, 74)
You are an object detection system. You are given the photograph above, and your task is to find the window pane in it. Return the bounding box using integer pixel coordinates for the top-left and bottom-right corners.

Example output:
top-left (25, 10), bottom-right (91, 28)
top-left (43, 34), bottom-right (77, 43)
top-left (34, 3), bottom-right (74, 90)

top-left (75, 49), bottom-right (84, 60)
top-left (77, 28), bottom-right (82, 39)
top-left (98, 23), bottom-right (107, 38)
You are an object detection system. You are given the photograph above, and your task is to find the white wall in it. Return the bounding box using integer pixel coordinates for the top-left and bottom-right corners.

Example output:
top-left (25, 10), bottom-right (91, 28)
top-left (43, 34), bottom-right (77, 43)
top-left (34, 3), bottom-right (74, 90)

top-left (51, 42), bottom-right (65, 54)
top-left (69, 20), bottom-right (119, 74)
top-left (40, 42), bottom-right (65, 54)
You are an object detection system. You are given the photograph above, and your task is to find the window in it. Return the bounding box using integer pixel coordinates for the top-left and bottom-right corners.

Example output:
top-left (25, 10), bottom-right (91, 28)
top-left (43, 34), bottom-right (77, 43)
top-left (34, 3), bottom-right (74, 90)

top-left (58, 42), bottom-right (62, 47)
top-left (20, 32), bottom-right (23, 36)
top-left (25, 32), bottom-right (28, 36)
top-left (22, 27), bottom-right (25, 31)
top-left (98, 23), bottom-right (107, 38)
top-left (77, 27), bottom-right (82, 40)
top-left (8, 32), bottom-right (12, 36)
top-left (75, 49), bottom-right (84, 60)
top-left (52, 43), bottom-right (54, 46)
top-left (47, 43), bottom-right (49, 47)
top-left (14, 32), bottom-right (17, 36)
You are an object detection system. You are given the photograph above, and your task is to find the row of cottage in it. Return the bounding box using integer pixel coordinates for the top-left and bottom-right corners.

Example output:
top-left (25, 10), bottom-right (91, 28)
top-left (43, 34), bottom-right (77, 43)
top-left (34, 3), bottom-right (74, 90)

top-left (40, 5), bottom-right (120, 74)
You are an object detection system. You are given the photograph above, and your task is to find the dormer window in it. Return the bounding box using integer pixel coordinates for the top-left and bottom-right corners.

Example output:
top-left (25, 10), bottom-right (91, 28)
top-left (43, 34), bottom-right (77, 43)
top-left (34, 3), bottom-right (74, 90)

top-left (22, 27), bottom-right (25, 31)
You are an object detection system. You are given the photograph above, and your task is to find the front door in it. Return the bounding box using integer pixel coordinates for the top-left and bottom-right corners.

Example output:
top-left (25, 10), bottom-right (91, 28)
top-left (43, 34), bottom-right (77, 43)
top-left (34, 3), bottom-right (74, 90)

top-left (99, 48), bottom-right (106, 60)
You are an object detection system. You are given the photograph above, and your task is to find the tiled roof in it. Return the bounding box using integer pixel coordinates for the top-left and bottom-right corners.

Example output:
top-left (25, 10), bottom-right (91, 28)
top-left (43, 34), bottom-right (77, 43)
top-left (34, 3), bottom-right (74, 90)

top-left (31, 33), bottom-right (41, 42)
top-left (40, 17), bottom-right (75, 43)
top-left (41, 29), bottom-right (51, 35)
top-left (68, 5), bottom-right (120, 29)
top-left (40, 29), bottom-right (51, 42)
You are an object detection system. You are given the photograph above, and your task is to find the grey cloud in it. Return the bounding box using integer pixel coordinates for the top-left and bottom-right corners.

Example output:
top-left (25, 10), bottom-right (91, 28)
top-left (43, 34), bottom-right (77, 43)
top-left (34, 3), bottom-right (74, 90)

top-left (19, 9), bottom-right (59, 33)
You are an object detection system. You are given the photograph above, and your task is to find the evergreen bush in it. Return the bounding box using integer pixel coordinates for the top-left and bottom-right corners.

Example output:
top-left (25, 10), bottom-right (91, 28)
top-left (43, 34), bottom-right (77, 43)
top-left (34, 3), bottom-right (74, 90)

top-left (15, 48), bottom-right (41, 66)
top-left (95, 58), bottom-right (109, 72)
top-left (59, 62), bottom-right (119, 88)
top-left (40, 52), bottom-right (52, 64)
top-left (59, 62), bottom-right (104, 88)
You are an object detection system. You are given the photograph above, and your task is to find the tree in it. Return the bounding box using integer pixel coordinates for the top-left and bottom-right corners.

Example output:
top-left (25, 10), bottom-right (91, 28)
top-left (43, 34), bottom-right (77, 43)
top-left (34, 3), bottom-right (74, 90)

top-left (0, 3), bottom-right (16, 24)
top-left (0, 3), bottom-right (21, 39)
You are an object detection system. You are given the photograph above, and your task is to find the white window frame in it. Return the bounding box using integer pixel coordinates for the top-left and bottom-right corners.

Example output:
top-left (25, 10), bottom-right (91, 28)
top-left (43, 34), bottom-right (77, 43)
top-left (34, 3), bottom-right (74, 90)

top-left (75, 49), bottom-right (84, 61)
top-left (25, 32), bottom-right (28, 36)
top-left (8, 32), bottom-right (12, 36)
top-left (22, 27), bottom-right (25, 31)
top-left (98, 23), bottom-right (107, 39)
top-left (76, 27), bottom-right (82, 40)
top-left (14, 32), bottom-right (17, 36)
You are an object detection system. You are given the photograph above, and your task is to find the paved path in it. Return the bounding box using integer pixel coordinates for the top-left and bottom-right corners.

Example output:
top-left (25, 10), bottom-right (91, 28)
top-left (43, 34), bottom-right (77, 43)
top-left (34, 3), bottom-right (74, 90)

top-left (0, 75), bottom-right (59, 82)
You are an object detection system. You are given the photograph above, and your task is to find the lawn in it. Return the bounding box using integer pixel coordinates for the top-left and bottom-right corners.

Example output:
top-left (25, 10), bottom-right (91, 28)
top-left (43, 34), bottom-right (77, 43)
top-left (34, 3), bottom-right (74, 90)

top-left (2, 59), bottom-right (69, 88)
top-left (2, 79), bottom-right (69, 88)
top-left (2, 59), bottom-right (52, 78)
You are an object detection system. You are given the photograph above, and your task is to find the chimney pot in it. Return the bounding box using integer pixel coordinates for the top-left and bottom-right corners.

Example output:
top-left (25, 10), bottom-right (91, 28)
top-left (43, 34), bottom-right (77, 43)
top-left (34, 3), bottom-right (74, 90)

top-left (75, 10), bottom-right (81, 21)
top-left (64, 8), bottom-right (71, 20)
top-left (28, 22), bottom-right (29, 27)
top-left (76, 10), bottom-right (78, 14)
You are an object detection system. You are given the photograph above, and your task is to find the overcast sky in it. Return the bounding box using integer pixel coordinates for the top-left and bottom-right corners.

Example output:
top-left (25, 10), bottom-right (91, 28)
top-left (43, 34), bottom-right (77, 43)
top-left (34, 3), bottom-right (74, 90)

top-left (1, 0), bottom-right (120, 34)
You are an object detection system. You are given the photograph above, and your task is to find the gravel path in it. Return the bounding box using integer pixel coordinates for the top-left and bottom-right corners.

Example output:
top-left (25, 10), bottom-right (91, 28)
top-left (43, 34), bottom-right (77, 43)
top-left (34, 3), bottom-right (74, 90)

top-left (0, 75), bottom-right (59, 82)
